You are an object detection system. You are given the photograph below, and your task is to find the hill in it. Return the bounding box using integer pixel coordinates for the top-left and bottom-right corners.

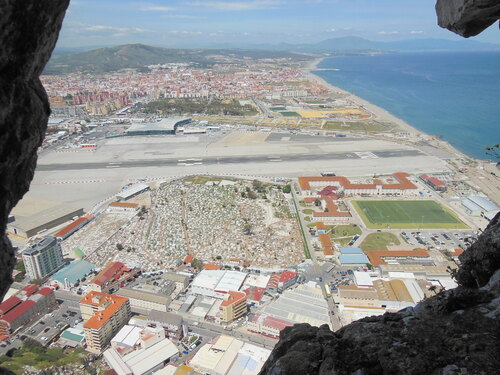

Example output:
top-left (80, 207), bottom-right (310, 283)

top-left (44, 44), bottom-right (312, 74)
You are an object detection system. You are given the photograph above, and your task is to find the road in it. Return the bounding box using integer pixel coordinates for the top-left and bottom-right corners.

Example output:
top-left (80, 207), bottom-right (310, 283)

top-left (291, 187), bottom-right (344, 331)
top-left (37, 149), bottom-right (422, 171)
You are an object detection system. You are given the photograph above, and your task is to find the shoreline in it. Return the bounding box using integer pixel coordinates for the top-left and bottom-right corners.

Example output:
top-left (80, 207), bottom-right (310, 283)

top-left (302, 57), bottom-right (473, 162)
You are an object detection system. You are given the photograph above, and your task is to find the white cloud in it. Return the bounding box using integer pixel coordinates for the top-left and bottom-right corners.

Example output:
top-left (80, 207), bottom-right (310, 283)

top-left (186, 1), bottom-right (284, 11)
top-left (83, 25), bottom-right (153, 34)
top-left (378, 31), bottom-right (400, 35)
top-left (409, 30), bottom-right (424, 34)
top-left (326, 28), bottom-right (336, 32)
top-left (168, 30), bottom-right (203, 35)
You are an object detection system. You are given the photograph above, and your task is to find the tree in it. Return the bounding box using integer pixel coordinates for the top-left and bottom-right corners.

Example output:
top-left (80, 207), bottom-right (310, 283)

top-left (247, 190), bottom-right (257, 199)
top-left (243, 223), bottom-right (253, 235)
top-left (191, 258), bottom-right (203, 271)
top-left (282, 185), bottom-right (291, 194)
top-left (116, 243), bottom-right (124, 251)
top-left (314, 199), bottom-right (322, 207)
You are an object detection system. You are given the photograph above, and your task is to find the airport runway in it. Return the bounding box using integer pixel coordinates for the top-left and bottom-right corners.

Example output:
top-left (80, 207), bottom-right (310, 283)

top-left (37, 149), bottom-right (422, 171)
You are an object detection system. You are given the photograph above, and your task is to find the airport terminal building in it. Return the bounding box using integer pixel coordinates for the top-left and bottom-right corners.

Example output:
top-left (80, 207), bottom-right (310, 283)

top-left (125, 117), bottom-right (191, 136)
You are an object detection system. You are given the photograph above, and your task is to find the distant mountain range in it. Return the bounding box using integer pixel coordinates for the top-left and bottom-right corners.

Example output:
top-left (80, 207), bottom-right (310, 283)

top-left (44, 44), bottom-right (311, 75)
top-left (47, 37), bottom-right (500, 75)
top-left (295, 36), bottom-right (500, 53)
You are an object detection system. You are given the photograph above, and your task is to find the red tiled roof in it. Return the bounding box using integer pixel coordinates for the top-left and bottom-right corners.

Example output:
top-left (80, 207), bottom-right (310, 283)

top-left (318, 233), bottom-right (333, 248)
top-left (220, 291), bottom-right (246, 308)
top-left (0, 296), bottom-right (21, 315)
top-left (262, 315), bottom-right (293, 331)
top-left (203, 264), bottom-right (222, 270)
top-left (90, 262), bottom-right (124, 287)
top-left (323, 248), bottom-right (334, 256)
top-left (313, 197), bottom-right (351, 218)
top-left (244, 287), bottom-right (265, 302)
top-left (183, 254), bottom-right (194, 264)
top-left (450, 248), bottom-right (464, 257)
top-left (298, 172), bottom-right (417, 191)
top-left (279, 270), bottom-right (297, 283)
top-left (420, 174), bottom-right (445, 187)
top-left (54, 215), bottom-right (93, 238)
top-left (37, 287), bottom-right (54, 297)
top-left (266, 274), bottom-right (280, 289)
top-left (21, 285), bottom-right (38, 297)
top-left (81, 291), bottom-right (129, 330)
top-left (2, 300), bottom-right (36, 323)
top-left (315, 222), bottom-right (326, 230)
top-left (366, 249), bottom-right (430, 267)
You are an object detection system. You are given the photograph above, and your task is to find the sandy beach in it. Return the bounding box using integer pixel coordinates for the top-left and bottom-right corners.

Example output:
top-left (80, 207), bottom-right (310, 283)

top-left (302, 57), bottom-right (473, 160)
top-left (303, 58), bottom-right (423, 136)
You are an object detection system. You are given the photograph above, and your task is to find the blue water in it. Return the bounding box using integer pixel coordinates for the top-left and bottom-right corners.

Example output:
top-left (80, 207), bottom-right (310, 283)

top-left (315, 52), bottom-right (500, 160)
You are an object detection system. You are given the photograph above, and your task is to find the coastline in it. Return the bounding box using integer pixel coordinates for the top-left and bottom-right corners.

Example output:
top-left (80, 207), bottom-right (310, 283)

top-left (303, 57), bottom-right (472, 161)
top-left (303, 57), bottom-right (423, 136)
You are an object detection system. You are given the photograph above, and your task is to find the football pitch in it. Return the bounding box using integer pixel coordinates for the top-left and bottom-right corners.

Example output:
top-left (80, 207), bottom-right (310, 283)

top-left (352, 200), bottom-right (468, 229)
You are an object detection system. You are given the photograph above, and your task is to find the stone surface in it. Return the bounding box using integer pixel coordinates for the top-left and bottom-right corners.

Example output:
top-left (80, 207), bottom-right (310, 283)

top-left (436, 0), bottom-right (500, 37)
top-left (0, 0), bottom-right (70, 302)
top-left (259, 214), bottom-right (500, 375)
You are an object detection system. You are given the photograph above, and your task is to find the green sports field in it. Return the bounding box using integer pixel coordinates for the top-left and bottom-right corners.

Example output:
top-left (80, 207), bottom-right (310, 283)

top-left (352, 200), bottom-right (468, 229)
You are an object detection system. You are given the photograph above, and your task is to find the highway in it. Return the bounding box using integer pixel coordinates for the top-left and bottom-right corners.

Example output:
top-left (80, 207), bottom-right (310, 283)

top-left (37, 149), bottom-right (422, 171)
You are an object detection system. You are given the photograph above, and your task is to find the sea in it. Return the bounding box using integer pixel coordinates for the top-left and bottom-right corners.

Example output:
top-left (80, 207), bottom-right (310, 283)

top-left (314, 51), bottom-right (500, 161)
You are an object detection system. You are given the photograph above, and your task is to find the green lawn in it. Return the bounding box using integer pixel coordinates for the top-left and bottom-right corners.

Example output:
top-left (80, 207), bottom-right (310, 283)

top-left (270, 106), bottom-right (286, 111)
top-left (353, 200), bottom-right (468, 229)
top-left (331, 224), bottom-right (362, 238)
top-left (302, 209), bottom-right (314, 214)
top-left (280, 111), bottom-right (301, 117)
top-left (360, 232), bottom-right (401, 252)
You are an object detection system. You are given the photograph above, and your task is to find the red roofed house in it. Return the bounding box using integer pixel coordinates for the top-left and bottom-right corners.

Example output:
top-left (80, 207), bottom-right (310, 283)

top-left (203, 264), bottom-right (222, 270)
top-left (420, 174), bottom-right (447, 192)
top-left (54, 215), bottom-right (94, 240)
top-left (244, 287), bottom-right (265, 305)
top-left (219, 291), bottom-right (247, 323)
top-left (183, 254), bottom-right (194, 266)
top-left (298, 172), bottom-right (418, 197)
top-left (0, 286), bottom-right (56, 335)
top-left (266, 273), bottom-right (280, 292)
top-left (278, 271), bottom-right (297, 292)
top-left (0, 296), bottom-right (22, 318)
top-left (248, 313), bottom-right (293, 338)
top-left (80, 291), bottom-right (131, 353)
top-left (88, 262), bottom-right (126, 293)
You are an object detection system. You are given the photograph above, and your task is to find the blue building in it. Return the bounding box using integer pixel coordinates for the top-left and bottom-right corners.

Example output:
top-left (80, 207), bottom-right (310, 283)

top-left (50, 259), bottom-right (95, 290)
top-left (339, 248), bottom-right (370, 266)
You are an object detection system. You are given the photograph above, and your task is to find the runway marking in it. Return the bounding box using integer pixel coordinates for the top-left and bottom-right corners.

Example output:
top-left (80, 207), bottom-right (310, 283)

top-left (354, 151), bottom-right (378, 159)
top-left (44, 179), bottom-right (107, 185)
top-left (106, 165), bottom-right (121, 168)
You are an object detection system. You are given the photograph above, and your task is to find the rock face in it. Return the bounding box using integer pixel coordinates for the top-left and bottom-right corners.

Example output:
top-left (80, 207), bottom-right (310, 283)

top-left (0, 0), bottom-right (70, 302)
top-left (259, 214), bottom-right (500, 375)
top-left (436, 0), bottom-right (500, 37)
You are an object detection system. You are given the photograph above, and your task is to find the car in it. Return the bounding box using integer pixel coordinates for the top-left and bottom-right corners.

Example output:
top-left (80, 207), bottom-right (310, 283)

top-left (41, 337), bottom-right (47, 341)
top-left (39, 321), bottom-right (45, 325)
top-left (62, 314), bottom-right (68, 318)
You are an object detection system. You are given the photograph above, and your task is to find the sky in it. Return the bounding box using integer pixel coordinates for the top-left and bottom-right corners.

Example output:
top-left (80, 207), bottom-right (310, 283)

top-left (57, 0), bottom-right (500, 49)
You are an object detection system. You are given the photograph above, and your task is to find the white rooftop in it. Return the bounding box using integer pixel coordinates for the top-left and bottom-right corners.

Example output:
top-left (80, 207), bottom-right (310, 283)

top-left (353, 271), bottom-right (374, 287)
top-left (112, 325), bottom-right (143, 348)
top-left (192, 270), bottom-right (247, 293)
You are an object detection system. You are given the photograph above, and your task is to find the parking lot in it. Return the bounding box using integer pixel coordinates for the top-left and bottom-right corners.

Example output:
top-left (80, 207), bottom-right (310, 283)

top-left (400, 229), bottom-right (477, 251)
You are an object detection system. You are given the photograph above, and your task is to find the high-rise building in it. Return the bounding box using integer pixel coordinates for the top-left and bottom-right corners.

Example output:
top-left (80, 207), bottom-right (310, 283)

top-left (219, 291), bottom-right (247, 323)
top-left (79, 291), bottom-right (131, 353)
top-left (22, 236), bottom-right (64, 281)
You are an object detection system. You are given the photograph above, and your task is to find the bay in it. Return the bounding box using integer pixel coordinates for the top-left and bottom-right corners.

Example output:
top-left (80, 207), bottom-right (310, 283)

top-left (314, 52), bottom-right (500, 161)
